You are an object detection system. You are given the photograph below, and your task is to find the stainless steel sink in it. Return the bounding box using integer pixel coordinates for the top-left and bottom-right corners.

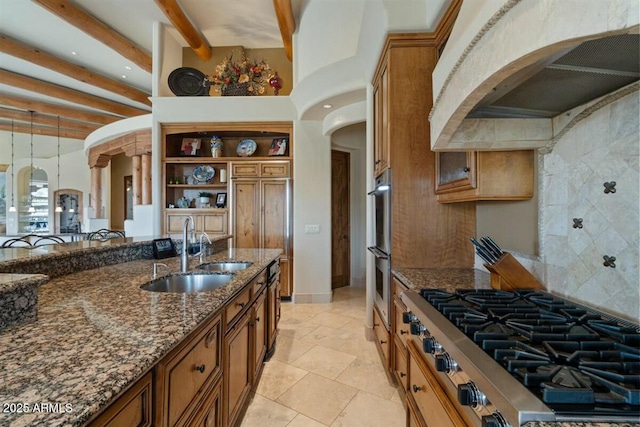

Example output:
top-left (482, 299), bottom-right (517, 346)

top-left (141, 273), bottom-right (235, 293)
top-left (197, 261), bottom-right (253, 272)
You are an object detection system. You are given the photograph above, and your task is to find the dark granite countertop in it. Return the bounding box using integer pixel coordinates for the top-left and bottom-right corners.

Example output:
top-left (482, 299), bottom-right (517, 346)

top-left (391, 268), bottom-right (639, 427)
top-left (0, 247), bottom-right (281, 427)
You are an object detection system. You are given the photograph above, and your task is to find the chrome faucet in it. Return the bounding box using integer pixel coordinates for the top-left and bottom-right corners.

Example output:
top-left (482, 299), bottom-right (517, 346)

top-left (152, 262), bottom-right (168, 279)
top-left (181, 216), bottom-right (195, 272)
top-left (198, 232), bottom-right (212, 263)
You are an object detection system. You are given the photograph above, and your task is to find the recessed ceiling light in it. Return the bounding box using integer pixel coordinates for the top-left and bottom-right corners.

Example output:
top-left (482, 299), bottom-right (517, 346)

top-left (125, 66), bottom-right (132, 70)
top-left (121, 75), bottom-right (127, 79)
top-left (323, 104), bottom-right (333, 109)
top-left (71, 51), bottom-right (77, 55)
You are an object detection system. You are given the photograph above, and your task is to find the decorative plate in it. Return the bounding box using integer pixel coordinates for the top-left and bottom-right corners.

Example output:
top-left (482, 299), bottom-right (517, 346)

top-left (236, 139), bottom-right (257, 157)
top-left (192, 165), bottom-right (215, 183)
top-left (168, 67), bottom-right (208, 96)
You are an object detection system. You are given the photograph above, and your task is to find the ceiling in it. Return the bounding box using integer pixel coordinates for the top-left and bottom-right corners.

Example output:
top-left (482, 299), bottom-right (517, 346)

top-left (0, 0), bottom-right (285, 159)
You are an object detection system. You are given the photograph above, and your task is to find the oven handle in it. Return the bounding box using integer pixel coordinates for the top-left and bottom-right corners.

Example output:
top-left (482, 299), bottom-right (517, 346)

top-left (367, 246), bottom-right (389, 259)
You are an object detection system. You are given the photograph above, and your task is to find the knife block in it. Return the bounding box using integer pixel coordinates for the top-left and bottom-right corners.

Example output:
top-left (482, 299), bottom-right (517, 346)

top-left (484, 252), bottom-right (545, 291)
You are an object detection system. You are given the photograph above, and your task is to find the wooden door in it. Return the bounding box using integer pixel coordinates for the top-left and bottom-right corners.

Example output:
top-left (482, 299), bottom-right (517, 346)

top-left (331, 150), bottom-right (350, 289)
top-left (232, 179), bottom-right (260, 248)
top-left (224, 312), bottom-right (251, 427)
top-left (260, 180), bottom-right (287, 250)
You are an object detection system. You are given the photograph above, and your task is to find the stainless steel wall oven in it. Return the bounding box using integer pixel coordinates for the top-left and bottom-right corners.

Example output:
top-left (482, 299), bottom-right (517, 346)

top-left (368, 169), bottom-right (391, 328)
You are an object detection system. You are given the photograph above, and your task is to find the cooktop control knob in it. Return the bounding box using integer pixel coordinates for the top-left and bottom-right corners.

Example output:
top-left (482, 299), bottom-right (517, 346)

top-left (458, 381), bottom-right (481, 407)
top-left (481, 412), bottom-right (509, 427)
top-left (435, 353), bottom-right (457, 373)
top-left (402, 312), bottom-right (416, 324)
top-left (422, 337), bottom-right (441, 354)
top-left (410, 323), bottom-right (426, 336)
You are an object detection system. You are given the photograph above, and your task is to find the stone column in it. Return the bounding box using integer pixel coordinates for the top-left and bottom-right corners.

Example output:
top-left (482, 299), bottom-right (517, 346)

top-left (141, 153), bottom-right (152, 204)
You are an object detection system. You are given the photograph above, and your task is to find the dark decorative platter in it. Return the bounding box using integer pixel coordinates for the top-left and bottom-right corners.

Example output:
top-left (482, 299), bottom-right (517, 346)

top-left (168, 67), bottom-right (208, 96)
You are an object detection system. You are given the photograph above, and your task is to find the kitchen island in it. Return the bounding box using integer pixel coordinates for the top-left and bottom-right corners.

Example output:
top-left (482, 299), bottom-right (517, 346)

top-left (0, 238), bottom-right (281, 427)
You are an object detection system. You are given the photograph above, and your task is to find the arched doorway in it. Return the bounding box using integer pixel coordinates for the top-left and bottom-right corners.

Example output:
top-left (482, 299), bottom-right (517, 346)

top-left (54, 189), bottom-right (83, 233)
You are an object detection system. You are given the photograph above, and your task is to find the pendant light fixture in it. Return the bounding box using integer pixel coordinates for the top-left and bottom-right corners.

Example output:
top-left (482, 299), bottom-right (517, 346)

top-left (8, 120), bottom-right (16, 213)
top-left (27, 111), bottom-right (35, 213)
top-left (55, 116), bottom-right (62, 213)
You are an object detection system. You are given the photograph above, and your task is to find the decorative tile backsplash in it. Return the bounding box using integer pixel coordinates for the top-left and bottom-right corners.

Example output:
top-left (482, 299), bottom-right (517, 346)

top-left (540, 91), bottom-right (639, 320)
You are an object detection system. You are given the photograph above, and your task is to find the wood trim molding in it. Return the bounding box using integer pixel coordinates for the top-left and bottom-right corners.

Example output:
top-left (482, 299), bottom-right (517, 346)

top-left (433, 0), bottom-right (463, 49)
top-left (88, 152), bottom-right (111, 168)
top-left (32, 0), bottom-right (152, 73)
top-left (0, 93), bottom-right (121, 125)
top-left (273, 0), bottom-right (295, 61)
top-left (89, 130), bottom-right (152, 165)
top-left (0, 34), bottom-right (151, 107)
top-left (0, 165), bottom-right (9, 173)
top-left (0, 121), bottom-right (89, 139)
top-left (0, 107), bottom-right (99, 133)
top-left (0, 69), bottom-right (149, 117)
top-left (154, 0), bottom-right (212, 61)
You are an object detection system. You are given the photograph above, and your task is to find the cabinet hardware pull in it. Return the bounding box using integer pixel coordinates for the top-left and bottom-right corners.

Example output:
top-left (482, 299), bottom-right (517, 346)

top-left (412, 385), bottom-right (422, 393)
top-left (380, 340), bottom-right (387, 344)
top-left (205, 330), bottom-right (217, 348)
top-left (256, 317), bottom-right (260, 322)
top-left (237, 302), bottom-right (245, 308)
top-left (195, 364), bottom-right (206, 373)
top-left (399, 372), bottom-right (406, 378)
top-left (463, 167), bottom-right (470, 172)
top-left (400, 330), bottom-right (408, 335)
top-left (373, 323), bottom-right (379, 327)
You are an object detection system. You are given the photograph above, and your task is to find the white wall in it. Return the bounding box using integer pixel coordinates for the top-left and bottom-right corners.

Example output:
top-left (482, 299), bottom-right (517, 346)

top-left (331, 123), bottom-right (367, 287)
top-left (295, 0), bottom-right (365, 82)
top-left (292, 120), bottom-right (332, 303)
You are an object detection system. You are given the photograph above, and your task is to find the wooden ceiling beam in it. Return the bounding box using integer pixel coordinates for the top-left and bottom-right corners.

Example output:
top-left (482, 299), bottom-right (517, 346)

top-left (273, 0), bottom-right (295, 61)
top-left (0, 33), bottom-right (151, 107)
top-left (0, 93), bottom-right (121, 125)
top-left (154, 0), bottom-right (212, 61)
top-left (0, 107), bottom-right (99, 133)
top-left (0, 69), bottom-right (149, 117)
top-left (32, 0), bottom-right (152, 73)
top-left (0, 120), bottom-right (89, 140)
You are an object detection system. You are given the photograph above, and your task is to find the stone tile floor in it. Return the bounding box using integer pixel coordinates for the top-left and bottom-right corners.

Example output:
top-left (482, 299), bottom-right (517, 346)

top-left (240, 286), bottom-right (405, 426)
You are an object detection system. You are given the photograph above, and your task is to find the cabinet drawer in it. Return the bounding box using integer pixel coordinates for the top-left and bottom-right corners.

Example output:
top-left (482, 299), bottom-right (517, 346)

top-left (394, 296), bottom-right (410, 348)
top-left (372, 306), bottom-right (389, 363)
top-left (202, 212), bottom-right (227, 234)
top-left (156, 315), bottom-right (221, 427)
top-left (89, 372), bottom-right (152, 427)
top-left (231, 163), bottom-right (259, 177)
top-left (393, 337), bottom-right (408, 391)
top-left (167, 213), bottom-right (200, 234)
top-left (408, 341), bottom-right (464, 427)
top-left (226, 285), bottom-right (252, 328)
top-left (260, 162), bottom-right (289, 177)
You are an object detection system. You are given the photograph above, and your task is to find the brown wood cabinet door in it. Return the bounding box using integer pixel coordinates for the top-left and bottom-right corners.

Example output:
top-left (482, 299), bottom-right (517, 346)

top-left (224, 312), bottom-right (251, 427)
top-left (232, 179), bottom-right (260, 248)
top-left (189, 378), bottom-right (222, 427)
top-left (89, 372), bottom-right (152, 427)
top-left (252, 290), bottom-right (267, 384)
top-left (267, 276), bottom-right (279, 352)
top-left (202, 212), bottom-right (227, 235)
top-left (260, 179), bottom-right (286, 250)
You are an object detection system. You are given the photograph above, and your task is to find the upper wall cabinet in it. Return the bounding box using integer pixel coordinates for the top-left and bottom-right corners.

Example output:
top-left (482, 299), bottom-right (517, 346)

top-left (435, 150), bottom-right (534, 203)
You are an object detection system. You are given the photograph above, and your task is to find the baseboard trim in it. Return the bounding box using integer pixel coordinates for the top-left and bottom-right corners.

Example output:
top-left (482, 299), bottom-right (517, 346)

top-left (291, 292), bottom-right (333, 304)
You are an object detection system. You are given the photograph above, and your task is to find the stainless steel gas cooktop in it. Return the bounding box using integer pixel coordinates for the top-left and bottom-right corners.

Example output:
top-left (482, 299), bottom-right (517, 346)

top-left (402, 288), bottom-right (640, 427)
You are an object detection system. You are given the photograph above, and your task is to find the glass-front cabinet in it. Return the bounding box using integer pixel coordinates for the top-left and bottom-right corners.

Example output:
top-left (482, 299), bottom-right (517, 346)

top-left (19, 169), bottom-right (49, 233)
